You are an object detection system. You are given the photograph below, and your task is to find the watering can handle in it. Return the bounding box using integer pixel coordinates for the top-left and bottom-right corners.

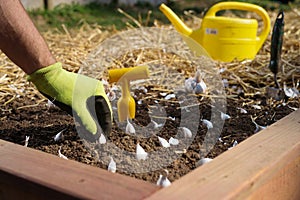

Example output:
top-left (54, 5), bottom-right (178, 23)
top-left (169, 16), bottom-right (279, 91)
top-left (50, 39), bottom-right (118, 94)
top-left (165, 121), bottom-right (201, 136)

top-left (205, 2), bottom-right (271, 52)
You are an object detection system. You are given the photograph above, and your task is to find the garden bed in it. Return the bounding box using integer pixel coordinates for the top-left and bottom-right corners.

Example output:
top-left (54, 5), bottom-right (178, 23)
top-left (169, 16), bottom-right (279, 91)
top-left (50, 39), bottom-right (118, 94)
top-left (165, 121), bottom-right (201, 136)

top-left (0, 6), bottom-right (300, 194)
top-left (0, 85), bottom-right (299, 184)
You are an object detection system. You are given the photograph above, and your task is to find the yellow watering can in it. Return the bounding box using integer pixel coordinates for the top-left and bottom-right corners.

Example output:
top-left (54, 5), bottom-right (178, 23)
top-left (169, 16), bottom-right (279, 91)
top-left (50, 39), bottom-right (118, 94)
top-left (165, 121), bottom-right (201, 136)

top-left (159, 2), bottom-right (271, 62)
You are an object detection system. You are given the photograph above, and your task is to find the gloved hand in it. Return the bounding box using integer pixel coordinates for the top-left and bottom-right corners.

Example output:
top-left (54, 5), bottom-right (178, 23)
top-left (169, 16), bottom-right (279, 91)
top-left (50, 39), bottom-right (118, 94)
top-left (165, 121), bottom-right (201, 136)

top-left (27, 62), bottom-right (112, 141)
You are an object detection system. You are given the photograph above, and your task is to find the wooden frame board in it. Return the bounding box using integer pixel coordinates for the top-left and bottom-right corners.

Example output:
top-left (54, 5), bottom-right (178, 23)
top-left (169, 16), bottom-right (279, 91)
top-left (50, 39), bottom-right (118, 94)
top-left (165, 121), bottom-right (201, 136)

top-left (1, 109), bottom-right (300, 199)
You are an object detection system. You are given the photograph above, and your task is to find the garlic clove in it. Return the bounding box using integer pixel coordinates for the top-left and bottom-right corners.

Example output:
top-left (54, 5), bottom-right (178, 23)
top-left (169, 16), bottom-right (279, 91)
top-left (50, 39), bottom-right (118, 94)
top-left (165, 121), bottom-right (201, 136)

top-left (126, 119), bottom-right (135, 134)
top-left (54, 129), bottom-right (65, 142)
top-left (221, 112), bottom-right (231, 120)
top-left (202, 119), bottom-right (213, 129)
top-left (181, 127), bottom-right (192, 138)
top-left (165, 93), bottom-right (176, 100)
top-left (197, 157), bottom-right (213, 166)
top-left (237, 107), bottom-right (247, 114)
top-left (250, 116), bottom-right (267, 133)
top-left (156, 174), bottom-right (171, 187)
top-left (58, 146), bottom-right (68, 160)
top-left (99, 133), bottom-right (107, 144)
top-left (107, 156), bottom-right (116, 173)
top-left (169, 137), bottom-right (179, 145)
top-left (47, 99), bottom-right (56, 108)
top-left (136, 143), bottom-right (148, 161)
top-left (24, 135), bottom-right (30, 147)
top-left (158, 136), bottom-right (170, 148)
top-left (228, 140), bottom-right (239, 150)
top-left (151, 120), bottom-right (163, 129)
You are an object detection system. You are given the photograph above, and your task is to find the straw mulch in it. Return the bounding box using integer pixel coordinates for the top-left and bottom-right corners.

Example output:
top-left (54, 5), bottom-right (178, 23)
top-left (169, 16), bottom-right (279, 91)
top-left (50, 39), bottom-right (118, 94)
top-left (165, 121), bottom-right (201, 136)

top-left (0, 9), bottom-right (299, 111)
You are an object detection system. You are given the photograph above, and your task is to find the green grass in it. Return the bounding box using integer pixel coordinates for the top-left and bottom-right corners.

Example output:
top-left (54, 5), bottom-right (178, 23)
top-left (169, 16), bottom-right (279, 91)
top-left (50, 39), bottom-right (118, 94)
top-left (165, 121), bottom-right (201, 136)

top-left (29, 2), bottom-right (168, 31)
top-left (29, 0), bottom-right (300, 32)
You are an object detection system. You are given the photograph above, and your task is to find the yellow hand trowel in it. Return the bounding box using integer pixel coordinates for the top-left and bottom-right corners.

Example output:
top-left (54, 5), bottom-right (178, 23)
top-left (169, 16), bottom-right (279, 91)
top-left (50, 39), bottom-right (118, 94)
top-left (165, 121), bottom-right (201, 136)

top-left (108, 66), bottom-right (149, 122)
top-left (159, 2), bottom-right (271, 62)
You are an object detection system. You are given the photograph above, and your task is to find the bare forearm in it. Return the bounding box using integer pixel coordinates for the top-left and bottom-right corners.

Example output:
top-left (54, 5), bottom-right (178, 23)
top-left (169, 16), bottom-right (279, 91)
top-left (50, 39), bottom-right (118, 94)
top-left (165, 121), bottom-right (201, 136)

top-left (0, 0), bottom-right (56, 74)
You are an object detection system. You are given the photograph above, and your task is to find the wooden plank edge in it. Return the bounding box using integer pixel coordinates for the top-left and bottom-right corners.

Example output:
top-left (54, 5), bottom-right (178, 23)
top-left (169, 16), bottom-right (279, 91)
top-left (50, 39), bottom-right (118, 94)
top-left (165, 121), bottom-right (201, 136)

top-left (146, 109), bottom-right (300, 200)
top-left (0, 139), bottom-right (159, 200)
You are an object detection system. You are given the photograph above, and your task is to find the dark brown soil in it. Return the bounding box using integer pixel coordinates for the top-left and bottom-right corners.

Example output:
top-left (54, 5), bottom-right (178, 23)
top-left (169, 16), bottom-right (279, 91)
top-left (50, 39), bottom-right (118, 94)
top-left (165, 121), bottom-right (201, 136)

top-left (0, 87), bottom-right (299, 184)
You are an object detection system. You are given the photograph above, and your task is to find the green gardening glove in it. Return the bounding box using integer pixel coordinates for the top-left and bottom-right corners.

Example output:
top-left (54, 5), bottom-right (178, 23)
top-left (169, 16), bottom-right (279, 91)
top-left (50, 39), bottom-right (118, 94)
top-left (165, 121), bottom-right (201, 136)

top-left (27, 62), bottom-right (112, 141)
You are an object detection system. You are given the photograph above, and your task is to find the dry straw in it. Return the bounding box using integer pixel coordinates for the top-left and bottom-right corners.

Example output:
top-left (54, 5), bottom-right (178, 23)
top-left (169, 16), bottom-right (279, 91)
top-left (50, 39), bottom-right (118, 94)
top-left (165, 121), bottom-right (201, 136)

top-left (0, 8), bottom-right (299, 111)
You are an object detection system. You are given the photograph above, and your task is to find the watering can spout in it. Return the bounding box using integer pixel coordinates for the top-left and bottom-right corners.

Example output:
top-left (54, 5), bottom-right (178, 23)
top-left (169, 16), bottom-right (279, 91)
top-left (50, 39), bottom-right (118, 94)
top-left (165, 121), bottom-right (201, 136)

top-left (159, 4), bottom-right (192, 36)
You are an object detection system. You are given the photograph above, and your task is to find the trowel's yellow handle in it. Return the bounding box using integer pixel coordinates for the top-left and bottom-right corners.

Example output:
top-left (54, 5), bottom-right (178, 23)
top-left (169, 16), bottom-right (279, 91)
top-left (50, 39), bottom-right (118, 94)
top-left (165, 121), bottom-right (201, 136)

top-left (205, 1), bottom-right (271, 53)
top-left (108, 66), bottom-right (149, 122)
top-left (118, 78), bottom-right (135, 122)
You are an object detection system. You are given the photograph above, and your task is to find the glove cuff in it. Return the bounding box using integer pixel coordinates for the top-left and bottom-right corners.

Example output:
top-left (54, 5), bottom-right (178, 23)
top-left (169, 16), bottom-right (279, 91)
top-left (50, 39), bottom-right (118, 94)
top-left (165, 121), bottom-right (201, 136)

top-left (27, 62), bottom-right (62, 84)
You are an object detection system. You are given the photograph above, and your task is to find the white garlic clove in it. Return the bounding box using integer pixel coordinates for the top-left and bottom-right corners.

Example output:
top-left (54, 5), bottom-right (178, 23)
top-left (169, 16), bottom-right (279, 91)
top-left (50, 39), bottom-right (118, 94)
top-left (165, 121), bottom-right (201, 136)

top-left (58, 146), bottom-right (68, 160)
top-left (107, 157), bottom-right (116, 173)
top-left (197, 157), bottom-right (213, 166)
top-left (218, 137), bottom-right (223, 142)
top-left (202, 119), bottom-right (213, 129)
top-left (99, 133), bottom-right (107, 144)
top-left (221, 112), bottom-right (231, 120)
top-left (24, 135), bottom-right (30, 147)
top-left (165, 93), bottom-right (176, 100)
top-left (136, 143), bottom-right (148, 161)
top-left (169, 137), bottom-right (179, 145)
top-left (137, 100), bottom-right (143, 105)
top-left (126, 119), bottom-right (135, 134)
top-left (158, 136), bottom-right (170, 148)
top-left (251, 116), bottom-right (267, 133)
top-left (232, 140), bottom-right (238, 147)
top-left (47, 99), bottom-right (56, 108)
top-left (287, 105), bottom-right (298, 111)
top-left (151, 120), bottom-right (163, 129)
top-left (156, 174), bottom-right (172, 187)
top-left (181, 127), bottom-right (192, 138)
top-left (237, 107), bottom-right (247, 114)
top-left (54, 129), bottom-right (65, 142)
top-left (284, 83), bottom-right (299, 98)
top-left (228, 140), bottom-right (239, 150)
top-left (159, 92), bottom-right (167, 97)
top-left (252, 105), bottom-right (261, 110)
top-left (168, 116), bottom-right (176, 121)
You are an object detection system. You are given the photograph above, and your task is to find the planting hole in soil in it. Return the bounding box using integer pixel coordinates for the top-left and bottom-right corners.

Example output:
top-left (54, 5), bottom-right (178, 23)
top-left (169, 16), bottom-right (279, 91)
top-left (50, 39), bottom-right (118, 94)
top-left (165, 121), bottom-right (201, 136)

top-left (1, 24), bottom-right (299, 184)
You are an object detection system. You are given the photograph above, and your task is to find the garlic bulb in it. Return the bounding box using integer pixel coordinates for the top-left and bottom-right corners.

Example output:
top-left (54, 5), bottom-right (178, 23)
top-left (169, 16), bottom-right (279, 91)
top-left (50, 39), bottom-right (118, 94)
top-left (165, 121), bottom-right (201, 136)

top-left (184, 70), bottom-right (207, 94)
